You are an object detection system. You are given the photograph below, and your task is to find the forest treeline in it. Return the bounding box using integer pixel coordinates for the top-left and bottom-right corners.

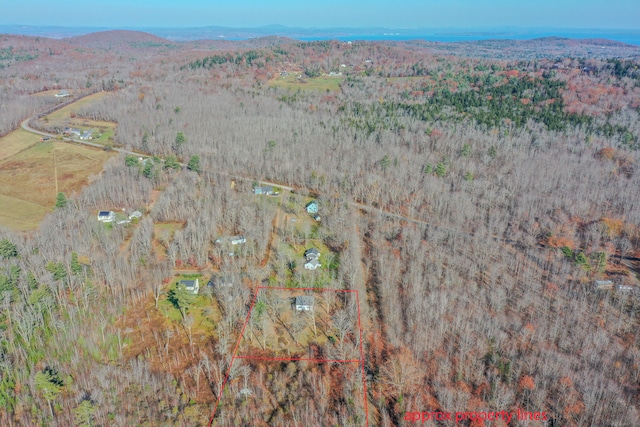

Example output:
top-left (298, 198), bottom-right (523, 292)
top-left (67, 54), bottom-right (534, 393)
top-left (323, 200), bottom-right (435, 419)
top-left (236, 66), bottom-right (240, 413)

top-left (0, 33), bottom-right (639, 425)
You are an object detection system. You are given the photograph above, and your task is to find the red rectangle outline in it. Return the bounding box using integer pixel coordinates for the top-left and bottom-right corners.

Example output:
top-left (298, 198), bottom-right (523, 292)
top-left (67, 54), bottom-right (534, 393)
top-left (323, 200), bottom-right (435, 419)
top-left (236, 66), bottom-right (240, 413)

top-left (208, 286), bottom-right (369, 426)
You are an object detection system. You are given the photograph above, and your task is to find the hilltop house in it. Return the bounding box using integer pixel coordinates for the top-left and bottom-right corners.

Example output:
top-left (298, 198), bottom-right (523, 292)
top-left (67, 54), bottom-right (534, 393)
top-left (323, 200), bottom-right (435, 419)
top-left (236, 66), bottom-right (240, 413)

top-left (55, 90), bottom-right (70, 98)
top-left (179, 278), bottom-right (200, 295)
top-left (295, 295), bottom-right (314, 312)
top-left (128, 211), bottom-right (142, 220)
top-left (97, 211), bottom-right (115, 222)
top-left (80, 130), bottom-right (93, 140)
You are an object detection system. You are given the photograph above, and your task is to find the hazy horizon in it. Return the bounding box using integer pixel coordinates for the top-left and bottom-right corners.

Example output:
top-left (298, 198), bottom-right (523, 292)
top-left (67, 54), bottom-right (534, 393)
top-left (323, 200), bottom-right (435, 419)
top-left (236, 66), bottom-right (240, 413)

top-left (2, 23), bottom-right (640, 46)
top-left (3, 0), bottom-right (639, 30)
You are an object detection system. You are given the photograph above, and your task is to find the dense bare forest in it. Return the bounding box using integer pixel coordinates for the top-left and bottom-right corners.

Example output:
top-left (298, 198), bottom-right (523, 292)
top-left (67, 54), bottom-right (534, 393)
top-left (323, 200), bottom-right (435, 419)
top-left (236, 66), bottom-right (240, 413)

top-left (0, 30), bottom-right (639, 426)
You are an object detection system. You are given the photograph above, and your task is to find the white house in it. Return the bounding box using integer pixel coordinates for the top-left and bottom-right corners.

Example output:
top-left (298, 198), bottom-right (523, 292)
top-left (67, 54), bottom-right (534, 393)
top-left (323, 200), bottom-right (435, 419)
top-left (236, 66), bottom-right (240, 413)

top-left (230, 236), bottom-right (246, 245)
top-left (304, 258), bottom-right (321, 270)
top-left (97, 211), bottom-right (115, 222)
top-left (253, 185), bottom-right (277, 196)
top-left (64, 127), bottom-right (82, 137)
top-left (179, 278), bottom-right (200, 295)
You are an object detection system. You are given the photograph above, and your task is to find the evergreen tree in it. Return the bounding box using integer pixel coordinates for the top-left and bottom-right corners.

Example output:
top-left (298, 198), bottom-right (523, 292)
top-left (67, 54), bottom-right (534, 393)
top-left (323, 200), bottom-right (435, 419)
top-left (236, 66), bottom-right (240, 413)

top-left (380, 155), bottom-right (391, 170)
top-left (164, 155), bottom-right (181, 170)
top-left (55, 192), bottom-right (67, 208)
top-left (74, 400), bottom-right (96, 427)
top-left (435, 162), bottom-right (447, 177)
top-left (46, 262), bottom-right (67, 282)
top-left (125, 155), bottom-right (139, 167)
top-left (0, 239), bottom-right (17, 259)
top-left (141, 131), bottom-right (149, 152)
top-left (142, 162), bottom-right (154, 178)
top-left (167, 283), bottom-right (195, 319)
top-left (175, 131), bottom-right (186, 147)
top-left (187, 155), bottom-right (201, 173)
top-left (71, 252), bottom-right (82, 276)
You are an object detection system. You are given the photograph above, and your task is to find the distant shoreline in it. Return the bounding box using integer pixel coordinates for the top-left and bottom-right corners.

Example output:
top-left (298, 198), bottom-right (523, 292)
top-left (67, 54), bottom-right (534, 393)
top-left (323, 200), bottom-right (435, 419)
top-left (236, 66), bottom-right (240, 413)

top-left (1, 25), bottom-right (639, 46)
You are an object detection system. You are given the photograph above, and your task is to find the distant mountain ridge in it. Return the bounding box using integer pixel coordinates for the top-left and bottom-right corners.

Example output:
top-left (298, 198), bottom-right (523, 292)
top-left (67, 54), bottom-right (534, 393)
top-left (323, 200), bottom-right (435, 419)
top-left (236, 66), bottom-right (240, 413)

top-left (1, 27), bottom-right (639, 59)
top-left (65, 30), bottom-right (174, 49)
top-left (1, 24), bottom-right (639, 46)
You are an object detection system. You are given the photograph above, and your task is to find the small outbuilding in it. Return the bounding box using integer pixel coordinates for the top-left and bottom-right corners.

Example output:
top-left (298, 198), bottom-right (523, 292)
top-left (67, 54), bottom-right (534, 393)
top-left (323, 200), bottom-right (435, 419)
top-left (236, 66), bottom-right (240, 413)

top-left (295, 296), bottom-right (314, 312)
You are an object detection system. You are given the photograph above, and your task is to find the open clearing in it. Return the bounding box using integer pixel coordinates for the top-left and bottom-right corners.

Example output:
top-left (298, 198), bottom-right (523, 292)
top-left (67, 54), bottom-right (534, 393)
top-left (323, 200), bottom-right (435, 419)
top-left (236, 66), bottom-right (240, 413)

top-left (0, 141), bottom-right (115, 231)
top-left (0, 128), bottom-right (43, 161)
top-left (44, 91), bottom-right (107, 122)
top-left (0, 194), bottom-right (51, 231)
top-left (269, 74), bottom-right (343, 91)
top-left (38, 91), bottom-right (117, 146)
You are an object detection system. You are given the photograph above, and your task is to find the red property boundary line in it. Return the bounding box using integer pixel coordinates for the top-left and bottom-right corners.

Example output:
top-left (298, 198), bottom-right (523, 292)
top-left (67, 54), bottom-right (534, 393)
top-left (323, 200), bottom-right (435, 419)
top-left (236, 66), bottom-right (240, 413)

top-left (208, 286), bottom-right (369, 426)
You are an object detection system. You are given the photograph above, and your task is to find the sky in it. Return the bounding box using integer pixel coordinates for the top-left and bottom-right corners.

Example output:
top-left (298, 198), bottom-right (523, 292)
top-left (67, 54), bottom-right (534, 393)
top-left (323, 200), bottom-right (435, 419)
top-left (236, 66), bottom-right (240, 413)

top-left (2, 0), bottom-right (639, 30)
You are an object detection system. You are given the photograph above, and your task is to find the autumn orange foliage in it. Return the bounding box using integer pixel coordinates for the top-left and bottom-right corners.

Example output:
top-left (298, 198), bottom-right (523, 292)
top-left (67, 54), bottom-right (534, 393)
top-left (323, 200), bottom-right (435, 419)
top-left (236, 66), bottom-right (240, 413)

top-left (518, 375), bottom-right (536, 391)
top-left (601, 217), bottom-right (624, 237)
top-left (546, 235), bottom-right (575, 249)
top-left (597, 147), bottom-right (616, 159)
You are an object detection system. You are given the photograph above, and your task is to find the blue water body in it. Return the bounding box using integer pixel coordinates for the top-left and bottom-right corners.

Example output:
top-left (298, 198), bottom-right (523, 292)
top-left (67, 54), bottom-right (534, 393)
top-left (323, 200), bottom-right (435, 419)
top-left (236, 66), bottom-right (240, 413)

top-left (298, 31), bottom-right (640, 46)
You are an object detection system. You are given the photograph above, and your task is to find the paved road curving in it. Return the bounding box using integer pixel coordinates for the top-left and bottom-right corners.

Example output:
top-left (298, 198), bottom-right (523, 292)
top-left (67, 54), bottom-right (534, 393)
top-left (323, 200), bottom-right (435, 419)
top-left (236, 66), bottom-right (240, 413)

top-left (19, 96), bottom-right (477, 241)
top-left (21, 116), bottom-right (143, 156)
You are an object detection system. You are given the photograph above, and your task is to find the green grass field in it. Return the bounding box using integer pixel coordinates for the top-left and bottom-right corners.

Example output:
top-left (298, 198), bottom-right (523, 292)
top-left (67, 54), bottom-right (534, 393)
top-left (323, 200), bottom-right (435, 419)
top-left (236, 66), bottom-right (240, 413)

top-left (158, 276), bottom-right (221, 336)
top-left (269, 74), bottom-right (343, 92)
